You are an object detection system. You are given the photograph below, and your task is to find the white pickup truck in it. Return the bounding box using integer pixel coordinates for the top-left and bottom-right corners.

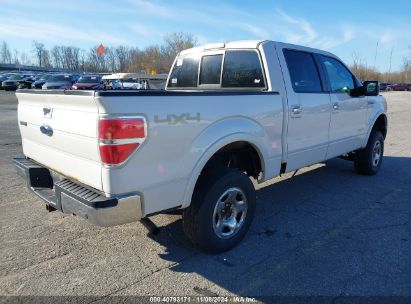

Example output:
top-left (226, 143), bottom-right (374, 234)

top-left (14, 40), bottom-right (387, 253)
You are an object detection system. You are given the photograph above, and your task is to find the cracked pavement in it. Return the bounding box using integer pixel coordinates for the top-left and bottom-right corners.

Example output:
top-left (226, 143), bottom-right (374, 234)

top-left (0, 91), bottom-right (410, 298)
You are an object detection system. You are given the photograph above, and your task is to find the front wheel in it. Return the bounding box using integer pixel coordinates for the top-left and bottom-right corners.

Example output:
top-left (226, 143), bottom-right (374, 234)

top-left (354, 130), bottom-right (384, 175)
top-left (182, 167), bottom-right (256, 253)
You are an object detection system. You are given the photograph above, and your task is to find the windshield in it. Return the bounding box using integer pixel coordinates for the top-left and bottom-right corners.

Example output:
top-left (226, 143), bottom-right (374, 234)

top-left (77, 75), bottom-right (101, 83)
top-left (48, 75), bottom-right (71, 82)
top-left (8, 75), bottom-right (24, 80)
top-left (122, 78), bottom-right (136, 83)
top-left (36, 75), bottom-right (49, 81)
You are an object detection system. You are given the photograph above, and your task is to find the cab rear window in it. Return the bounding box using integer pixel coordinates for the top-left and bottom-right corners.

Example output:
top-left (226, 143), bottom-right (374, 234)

top-left (222, 51), bottom-right (265, 88)
top-left (167, 50), bottom-right (266, 90)
top-left (199, 55), bottom-right (223, 85)
top-left (168, 55), bottom-right (199, 88)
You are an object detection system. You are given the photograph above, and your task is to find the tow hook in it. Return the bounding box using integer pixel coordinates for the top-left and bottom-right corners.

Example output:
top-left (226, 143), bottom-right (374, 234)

top-left (45, 204), bottom-right (57, 212)
top-left (140, 218), bottom-right (160, 235)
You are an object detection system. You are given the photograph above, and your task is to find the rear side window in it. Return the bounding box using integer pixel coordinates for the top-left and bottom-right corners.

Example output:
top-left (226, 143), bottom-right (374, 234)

top-left (168, 55), bottom-right (199, 88)
top-left (222, 51), bottom-right (265, 88)
top-left (199, 55), bottom-right (223, 85)
top-left (284, 50), bottom-right (322, 93)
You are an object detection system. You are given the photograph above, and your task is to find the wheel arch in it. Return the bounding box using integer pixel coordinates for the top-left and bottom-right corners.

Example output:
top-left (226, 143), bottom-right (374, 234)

top-left (181, 136), bottom-right (267, 209)
top-left (370, 113), bottom-right (387, 138)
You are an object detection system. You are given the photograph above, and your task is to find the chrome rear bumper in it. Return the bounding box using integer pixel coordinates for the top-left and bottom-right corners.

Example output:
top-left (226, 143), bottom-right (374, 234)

top-left (13, 156), bottom-right (142, 227)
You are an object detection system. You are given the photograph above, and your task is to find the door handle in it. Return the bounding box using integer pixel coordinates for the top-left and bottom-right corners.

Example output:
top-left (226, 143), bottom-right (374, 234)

top-left (367, 100), bottom-right (375, 105)
top-left (40, 124), bottom-right (53, 137)
top-left (333, 102), bottom-right (339, 110)
top-left (291, 105), bottom-right (302, 115)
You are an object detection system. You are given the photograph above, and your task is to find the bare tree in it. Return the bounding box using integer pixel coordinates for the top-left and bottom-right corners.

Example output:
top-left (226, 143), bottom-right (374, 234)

top-left (32, 40), bottom-right (46, 67)
top-left (13, 49), bottom-right (19, 65)
top-left (116, 45), bottom-right (130, 72)
top-left (51, 46), bottom-right (63, 68)
top-left (105, 47), bottom-right (117, 72)
top-left (0, 41), bottom-right (12, 64)
top-left (42, 49), bottom-right (52, 68)
top-left (162, 32), bottom-right (197, 59)
top-left (160, 32), bottom-right (197, 72)
top-left (20, 52), bottom-right (31, 65)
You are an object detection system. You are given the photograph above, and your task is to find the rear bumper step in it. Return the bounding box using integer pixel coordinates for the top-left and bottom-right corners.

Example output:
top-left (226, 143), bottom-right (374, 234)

top-left (13, 156), bottom-right (142, 227)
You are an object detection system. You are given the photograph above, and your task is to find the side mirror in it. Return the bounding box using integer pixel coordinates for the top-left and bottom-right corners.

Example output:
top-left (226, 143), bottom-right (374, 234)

top-left (363, 80), bottom-right (379, 96)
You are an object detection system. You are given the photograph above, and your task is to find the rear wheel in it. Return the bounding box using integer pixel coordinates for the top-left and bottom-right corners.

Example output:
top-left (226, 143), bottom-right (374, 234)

top-left (354, 130), bottom-right (384, 175)
top-left (182, 167), bottom-right (255, 253)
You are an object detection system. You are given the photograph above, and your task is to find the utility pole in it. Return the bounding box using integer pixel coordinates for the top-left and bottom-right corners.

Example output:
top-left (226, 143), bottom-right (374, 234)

top-left (388, 47), bottom-right (393, 83)
top-left (373, 40), bottom-right (379, 71)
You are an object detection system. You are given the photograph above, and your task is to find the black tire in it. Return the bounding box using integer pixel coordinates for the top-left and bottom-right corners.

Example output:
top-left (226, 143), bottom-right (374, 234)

top-left (354, 130), bottom-right (384, 175)
top-left (182, 167), bottom-right (256, 253)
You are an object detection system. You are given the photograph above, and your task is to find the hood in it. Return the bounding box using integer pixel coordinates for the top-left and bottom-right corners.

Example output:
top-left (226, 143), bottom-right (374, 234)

top-left (3, 80), bottom-right (22, 84)
top-left (72, 82), bottom-right (101, 89)
top-left (34, 80), bottom-right (47, 85)
top-left (43, 81), bottom-right (72, 89)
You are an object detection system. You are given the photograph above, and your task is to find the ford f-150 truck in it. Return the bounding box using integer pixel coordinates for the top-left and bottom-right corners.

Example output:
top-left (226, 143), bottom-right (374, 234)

top-left (14, 40), bottom-right (387, 253)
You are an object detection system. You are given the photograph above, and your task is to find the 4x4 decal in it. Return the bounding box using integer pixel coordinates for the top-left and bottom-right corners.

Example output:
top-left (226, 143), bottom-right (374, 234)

top-left (154, 113), bottom-right (200, 125)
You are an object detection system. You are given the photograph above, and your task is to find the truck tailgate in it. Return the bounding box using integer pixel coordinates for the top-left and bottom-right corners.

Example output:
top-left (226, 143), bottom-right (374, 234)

top-left (16, 91), bottom-right (102, 191)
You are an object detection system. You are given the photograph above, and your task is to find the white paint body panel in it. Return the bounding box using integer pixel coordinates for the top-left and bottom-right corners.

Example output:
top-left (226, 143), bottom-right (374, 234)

top-left (17, 93), bottom-right (102, 190)
top-left (16, 40), bottom-right (387, 217)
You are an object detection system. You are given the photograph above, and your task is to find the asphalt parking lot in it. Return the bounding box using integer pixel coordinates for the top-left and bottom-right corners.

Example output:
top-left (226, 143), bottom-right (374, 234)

top-left (0, 91), bottom-right (410, 299)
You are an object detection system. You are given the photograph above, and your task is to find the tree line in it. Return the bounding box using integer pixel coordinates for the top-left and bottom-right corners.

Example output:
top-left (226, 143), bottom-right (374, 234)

top-left (0, 32), bottom-right (197, 74)
top-left (1, 35), bottom-right (410, 83)
top-left (350, 51), bottom-right (411, 84)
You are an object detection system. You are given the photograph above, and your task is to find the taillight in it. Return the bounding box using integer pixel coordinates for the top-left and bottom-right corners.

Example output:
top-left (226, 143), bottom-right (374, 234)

top-left (98, 117), bottom-right (146, 165)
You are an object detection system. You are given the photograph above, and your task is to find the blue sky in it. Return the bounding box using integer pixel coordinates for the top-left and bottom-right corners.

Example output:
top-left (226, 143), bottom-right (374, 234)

top-left (0, 0), bottom-right (410, 71)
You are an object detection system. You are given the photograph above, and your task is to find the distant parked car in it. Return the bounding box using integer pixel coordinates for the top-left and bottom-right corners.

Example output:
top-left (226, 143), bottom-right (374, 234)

top-left (42, 74), bottom-right (80, 90)
top-left (71, 75), bottom-right (103, 90)
top-left (18, 76), bottom-right (37, 89)
top-left (1, 74), bottom-right (26, 91)
top-left (386, 83), bottom-right (411, 91)
top-left (121, 78), bottom-right (141, 89)
top-left (379, 83), bottom-right (389, 91)
top-left (101, 73), bottom-right (168, 90)
top-left (101, 76), bottom-right (123, 90)
top-left (31, 74), bottom-right (51, 89)
top-left (0, 74), bottom-right (10, 90)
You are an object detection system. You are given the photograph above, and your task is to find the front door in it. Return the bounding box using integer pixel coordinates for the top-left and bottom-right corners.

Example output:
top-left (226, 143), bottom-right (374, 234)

top-left (319, 56), bottom-right (368, 159)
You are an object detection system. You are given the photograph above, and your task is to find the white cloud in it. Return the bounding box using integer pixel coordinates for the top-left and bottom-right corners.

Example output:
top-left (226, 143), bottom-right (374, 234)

top-left (235, 23), bottom-right (269, 39)
top-left (0, 17), bottom-right (130, 45)
top-left (343, 28), bottom-right (355, 43)
top-left (380, 32), bottom-right (393, 44)
top-left (275, 9), bottom-right (317, 44)
top-left (272, 10), bottom-right (358, 50)
top-left (125, 0), bottom-right (173, 18)
top-left (128, 23), bottom-right (158, 37)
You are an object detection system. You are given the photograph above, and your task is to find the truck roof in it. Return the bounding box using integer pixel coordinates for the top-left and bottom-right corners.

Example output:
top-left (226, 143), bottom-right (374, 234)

top-left (179, 40), bottom-right (337, 59)
top-left (102, 73), bottom-right (168, 80)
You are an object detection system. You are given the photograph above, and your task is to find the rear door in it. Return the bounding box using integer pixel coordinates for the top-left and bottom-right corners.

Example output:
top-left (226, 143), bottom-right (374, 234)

top-left (280, 49), bottom-right (332, 171)
top-left (318, 56), bottom-right (368, 158)
top-left (17, 91), bottom-right (102, 190)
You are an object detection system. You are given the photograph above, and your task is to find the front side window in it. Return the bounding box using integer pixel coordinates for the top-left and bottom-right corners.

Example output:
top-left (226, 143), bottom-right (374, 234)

top-left (168, 55), bottom-right (199, 88)
top-left (199, 54), bottom-right (223, 85)
top-left (283, 49), bottom-right (322, 93)
top-left (222, 50), bottom-right (265, 88)
top-left (321, 56), bottom-right (354, 94)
